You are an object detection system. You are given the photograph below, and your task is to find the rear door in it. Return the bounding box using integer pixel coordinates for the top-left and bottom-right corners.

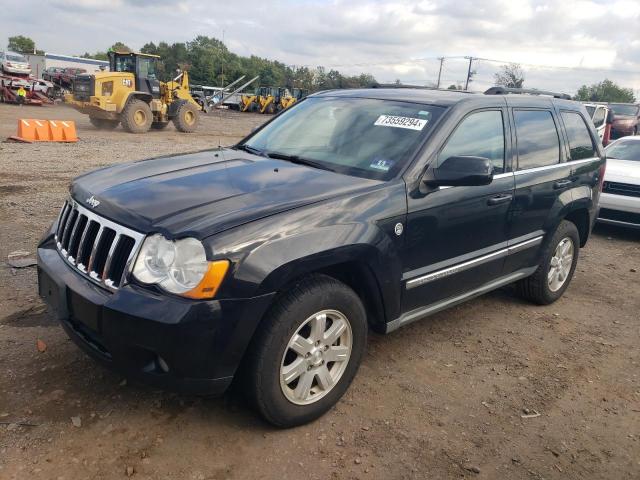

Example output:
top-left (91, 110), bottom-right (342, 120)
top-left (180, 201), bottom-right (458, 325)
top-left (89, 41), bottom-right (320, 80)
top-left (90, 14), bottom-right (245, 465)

top-left (401, 107), bottom-right (515, 313)
top-left (503, 103), bottom-right (573, 273)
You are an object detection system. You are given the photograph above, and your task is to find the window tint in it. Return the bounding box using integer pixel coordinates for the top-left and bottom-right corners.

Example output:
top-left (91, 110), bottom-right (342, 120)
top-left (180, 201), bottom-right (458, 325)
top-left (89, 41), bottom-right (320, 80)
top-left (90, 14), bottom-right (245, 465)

top-left (561, 111), bottom-right (596, 160)
top-left (438, 110), bottom-right (505, 173)
top-left (592, 107), bottom-right (606, 128)
top-left (514, 110), bottom-right (560, 169)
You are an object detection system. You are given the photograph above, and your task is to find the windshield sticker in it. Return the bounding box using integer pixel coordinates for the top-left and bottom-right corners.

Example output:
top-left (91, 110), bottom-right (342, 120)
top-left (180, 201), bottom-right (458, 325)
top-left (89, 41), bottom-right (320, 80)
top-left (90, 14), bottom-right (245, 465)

top-left (369, 158), bottom-right (395, 172)
top-left (374, 115), bottom-right (428, 131)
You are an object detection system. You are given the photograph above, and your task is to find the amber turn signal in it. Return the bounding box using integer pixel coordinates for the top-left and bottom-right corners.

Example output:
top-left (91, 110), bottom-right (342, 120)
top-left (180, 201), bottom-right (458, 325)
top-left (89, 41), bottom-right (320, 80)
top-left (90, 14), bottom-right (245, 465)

top-left (182, 260), bottom-right (230, 299)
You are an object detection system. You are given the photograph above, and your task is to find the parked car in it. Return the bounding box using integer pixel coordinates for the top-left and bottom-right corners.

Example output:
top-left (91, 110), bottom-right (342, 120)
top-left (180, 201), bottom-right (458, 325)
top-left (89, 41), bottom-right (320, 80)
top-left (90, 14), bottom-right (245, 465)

top-left (584, 103), bottom-right (610, 142)
top-left (609, 103), bottom-right (640, 138)
top-left (31, 78), bottom-right (54, 96)
top-left (0, 50), bottom-right (31, 75)
top-left (598, 136), bottom-right (640, 228)
top-left (42, 66), bottom-right (66, 83)
top-left (60, 67), bottom-right (86, 88)
top-left (37, 88), bottom-right (605, 427)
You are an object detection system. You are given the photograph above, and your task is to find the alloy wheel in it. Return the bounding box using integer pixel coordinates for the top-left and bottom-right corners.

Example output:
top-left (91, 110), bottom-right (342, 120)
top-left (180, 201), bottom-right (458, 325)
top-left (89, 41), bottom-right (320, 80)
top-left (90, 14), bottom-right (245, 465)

top-left (548, 237), bottom-right (574, 292)
top-left (280, 309), bottom-right (352, 405)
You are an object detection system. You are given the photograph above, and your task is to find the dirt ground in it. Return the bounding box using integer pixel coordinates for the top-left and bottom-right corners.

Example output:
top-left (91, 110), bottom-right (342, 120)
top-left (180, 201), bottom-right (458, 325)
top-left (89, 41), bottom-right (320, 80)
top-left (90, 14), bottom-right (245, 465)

top-left (0, 103), bottom-right (639, 480)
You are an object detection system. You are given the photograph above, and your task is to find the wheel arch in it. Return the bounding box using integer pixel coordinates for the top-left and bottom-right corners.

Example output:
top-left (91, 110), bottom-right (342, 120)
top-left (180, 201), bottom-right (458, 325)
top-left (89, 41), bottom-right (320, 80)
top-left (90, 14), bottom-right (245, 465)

top-left (125, 91), bottom-right (152, 105)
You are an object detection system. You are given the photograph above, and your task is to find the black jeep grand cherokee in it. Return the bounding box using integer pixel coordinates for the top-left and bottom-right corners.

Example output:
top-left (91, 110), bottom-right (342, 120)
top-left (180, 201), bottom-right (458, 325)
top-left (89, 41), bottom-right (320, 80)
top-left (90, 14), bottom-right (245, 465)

top-left (38, 88), bottom-right (605, 427)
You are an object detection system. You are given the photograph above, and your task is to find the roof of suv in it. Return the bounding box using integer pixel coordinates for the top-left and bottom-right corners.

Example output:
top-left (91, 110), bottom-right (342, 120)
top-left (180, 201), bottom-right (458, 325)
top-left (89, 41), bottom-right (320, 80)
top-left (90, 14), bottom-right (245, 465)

top-left (312, 88), bottom-right (582, 110)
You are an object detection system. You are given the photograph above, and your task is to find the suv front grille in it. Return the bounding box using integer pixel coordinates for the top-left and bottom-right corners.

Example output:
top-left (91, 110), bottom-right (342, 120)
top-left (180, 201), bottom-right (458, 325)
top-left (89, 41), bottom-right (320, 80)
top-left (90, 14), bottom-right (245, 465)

top-left (602, 181), bottom-right (640, 198)
top-left (55, 199), bottom-right (145, 291)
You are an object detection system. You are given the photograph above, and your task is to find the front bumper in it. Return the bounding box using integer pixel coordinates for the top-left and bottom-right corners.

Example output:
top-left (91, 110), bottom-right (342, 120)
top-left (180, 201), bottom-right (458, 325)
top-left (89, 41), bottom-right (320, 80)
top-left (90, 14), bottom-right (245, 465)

top-left (597, 192), bottom-right (640, 228)
top-left (37, 234), bottom-right (275, 395)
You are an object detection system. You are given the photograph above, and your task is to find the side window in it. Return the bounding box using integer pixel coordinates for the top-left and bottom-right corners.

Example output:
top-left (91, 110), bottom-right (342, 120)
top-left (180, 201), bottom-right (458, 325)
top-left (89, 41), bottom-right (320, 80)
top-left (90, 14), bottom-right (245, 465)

top-left (514, 110), bottom-right (560, 170)
top-left (438, 110), bottom-right (505, 174)
top-left (561, 111), bottom-right (596, 160)
top-left (592, 107), bottom-right (606, 128)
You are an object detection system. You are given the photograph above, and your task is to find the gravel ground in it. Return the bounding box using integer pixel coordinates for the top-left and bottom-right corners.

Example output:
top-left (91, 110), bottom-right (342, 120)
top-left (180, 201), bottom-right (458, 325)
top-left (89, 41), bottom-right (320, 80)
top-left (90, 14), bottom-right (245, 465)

top-left (1, 103), bottom-right (639, 480)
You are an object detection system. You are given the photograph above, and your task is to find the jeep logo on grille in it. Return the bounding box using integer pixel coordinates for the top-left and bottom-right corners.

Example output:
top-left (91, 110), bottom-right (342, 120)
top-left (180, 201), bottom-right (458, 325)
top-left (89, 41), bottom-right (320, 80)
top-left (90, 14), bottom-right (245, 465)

top-left (86, 196), bottom-right (100, 208)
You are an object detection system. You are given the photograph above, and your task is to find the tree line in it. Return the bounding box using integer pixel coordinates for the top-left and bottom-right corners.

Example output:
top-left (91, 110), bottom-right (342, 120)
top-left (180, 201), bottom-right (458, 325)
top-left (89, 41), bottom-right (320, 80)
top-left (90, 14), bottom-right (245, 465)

top-left (79, 36), bottom-right (377, 92)
top-left (6, 35), bottom-right (637, 101)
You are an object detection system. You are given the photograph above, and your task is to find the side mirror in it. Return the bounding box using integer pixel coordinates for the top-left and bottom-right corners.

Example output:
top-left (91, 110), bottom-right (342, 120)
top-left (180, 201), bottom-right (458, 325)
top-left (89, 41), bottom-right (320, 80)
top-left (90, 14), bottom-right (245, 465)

top-left (424, 156), bottom-right (494, 187)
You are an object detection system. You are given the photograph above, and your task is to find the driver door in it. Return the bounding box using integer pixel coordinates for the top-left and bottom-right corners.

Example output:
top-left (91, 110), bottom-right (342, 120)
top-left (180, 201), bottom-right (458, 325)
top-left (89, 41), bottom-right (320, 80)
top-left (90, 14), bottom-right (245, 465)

top-left (401, 108), bottom-right (515, 313)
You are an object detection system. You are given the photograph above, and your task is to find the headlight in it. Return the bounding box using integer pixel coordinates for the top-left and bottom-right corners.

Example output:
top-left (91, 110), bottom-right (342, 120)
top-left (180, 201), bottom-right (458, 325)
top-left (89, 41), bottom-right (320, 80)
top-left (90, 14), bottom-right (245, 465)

top-left (132, 234), bottom-right (229, 299)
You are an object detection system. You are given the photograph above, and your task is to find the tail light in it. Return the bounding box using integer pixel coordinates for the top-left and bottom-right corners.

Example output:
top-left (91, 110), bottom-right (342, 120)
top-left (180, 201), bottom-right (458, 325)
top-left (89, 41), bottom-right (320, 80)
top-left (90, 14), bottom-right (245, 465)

top-left (598, 161), bottom-right (607, 192)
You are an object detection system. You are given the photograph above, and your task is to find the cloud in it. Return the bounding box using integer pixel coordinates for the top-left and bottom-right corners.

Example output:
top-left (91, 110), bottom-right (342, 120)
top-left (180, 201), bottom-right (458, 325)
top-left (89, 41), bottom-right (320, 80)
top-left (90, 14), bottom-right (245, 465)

top-left (1, 0), bottom-right (638, 95)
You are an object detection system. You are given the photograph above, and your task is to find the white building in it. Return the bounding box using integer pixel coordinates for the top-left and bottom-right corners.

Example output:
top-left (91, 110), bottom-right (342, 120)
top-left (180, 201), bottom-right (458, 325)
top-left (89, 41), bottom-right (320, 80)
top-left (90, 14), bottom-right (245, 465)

top-left (24, 53), bottom-right (108, 79)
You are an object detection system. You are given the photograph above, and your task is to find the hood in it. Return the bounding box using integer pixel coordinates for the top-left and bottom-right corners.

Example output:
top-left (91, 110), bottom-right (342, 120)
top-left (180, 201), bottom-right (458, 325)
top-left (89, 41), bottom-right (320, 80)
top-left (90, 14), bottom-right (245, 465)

top-left (604, 159), bottom-right (640, 184)
top-left (71, 149), bottom-right (380, 239)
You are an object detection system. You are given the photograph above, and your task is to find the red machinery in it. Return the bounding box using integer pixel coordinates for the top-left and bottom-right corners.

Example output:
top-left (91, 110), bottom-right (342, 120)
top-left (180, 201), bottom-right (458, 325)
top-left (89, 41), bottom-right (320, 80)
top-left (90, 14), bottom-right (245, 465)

top-left (0, 74), bottom-right (53, 106)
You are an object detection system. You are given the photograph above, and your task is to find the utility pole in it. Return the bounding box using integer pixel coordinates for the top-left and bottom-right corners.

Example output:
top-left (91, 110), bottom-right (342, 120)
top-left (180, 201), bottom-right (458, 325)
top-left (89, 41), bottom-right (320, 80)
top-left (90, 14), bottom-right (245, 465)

top-left (221, 29), bottom-right (225, 87)
top-left (436, 57), bottom-right (444, 89)
top-left (464, 56), bottom-right (474, 91)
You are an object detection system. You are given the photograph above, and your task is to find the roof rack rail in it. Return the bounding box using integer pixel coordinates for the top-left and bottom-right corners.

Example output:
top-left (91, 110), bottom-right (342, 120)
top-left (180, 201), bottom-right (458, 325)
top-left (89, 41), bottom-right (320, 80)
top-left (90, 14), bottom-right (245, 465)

top-left (371, 83), bottom-right (476, 94)
top-left (484, 86), bottom-right (571, 100)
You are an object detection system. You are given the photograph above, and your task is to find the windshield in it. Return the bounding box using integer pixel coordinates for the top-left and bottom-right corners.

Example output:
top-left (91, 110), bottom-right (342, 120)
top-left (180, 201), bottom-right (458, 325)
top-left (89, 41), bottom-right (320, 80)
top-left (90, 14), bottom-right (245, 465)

top-left (605, 139), bottom-right (640, 161)
top-left (610, 104), bottom-right (639, 117)
top-left (242, 97), bottom-right (444, 180)
top-left (7, 53), bottom-right (26, 62)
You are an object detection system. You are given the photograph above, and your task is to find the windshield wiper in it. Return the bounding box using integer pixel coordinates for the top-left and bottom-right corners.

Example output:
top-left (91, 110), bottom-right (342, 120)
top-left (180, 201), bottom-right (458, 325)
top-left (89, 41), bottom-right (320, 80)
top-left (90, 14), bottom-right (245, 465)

top-left (265, 151), bottom-right (335, 172)
top-left (234, 144), bottom-right (266, 157)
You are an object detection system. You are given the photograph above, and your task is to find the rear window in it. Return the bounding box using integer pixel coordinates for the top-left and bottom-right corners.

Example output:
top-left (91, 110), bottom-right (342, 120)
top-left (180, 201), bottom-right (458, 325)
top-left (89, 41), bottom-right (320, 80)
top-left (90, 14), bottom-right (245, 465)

top-left (561, 111), bottom-right (596, 160)
top-left (514, 110), bottom-right (561, 170)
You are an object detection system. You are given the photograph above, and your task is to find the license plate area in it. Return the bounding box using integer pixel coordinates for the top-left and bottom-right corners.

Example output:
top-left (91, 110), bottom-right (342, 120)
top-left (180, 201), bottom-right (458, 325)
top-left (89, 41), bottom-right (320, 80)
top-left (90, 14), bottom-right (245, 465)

top-left (68, 289), bottom-right (101, 333)
top-left (38, 267), bottom-right (61, 313)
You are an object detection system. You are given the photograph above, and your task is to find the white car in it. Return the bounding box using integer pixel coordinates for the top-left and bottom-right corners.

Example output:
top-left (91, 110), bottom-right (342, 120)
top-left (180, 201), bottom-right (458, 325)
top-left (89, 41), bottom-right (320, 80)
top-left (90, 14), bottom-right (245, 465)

top-left (0, 51), bottom-right (31, 75)
top-left (584, 103), bottom-right (610, 142)
top-left (599, 136), bottom-right (640, 228)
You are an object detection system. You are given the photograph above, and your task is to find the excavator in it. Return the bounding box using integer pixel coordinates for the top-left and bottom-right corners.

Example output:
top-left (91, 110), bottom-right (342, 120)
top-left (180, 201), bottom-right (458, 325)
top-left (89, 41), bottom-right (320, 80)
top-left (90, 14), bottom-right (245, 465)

top-left (64, 51), bottom-right (201, 133)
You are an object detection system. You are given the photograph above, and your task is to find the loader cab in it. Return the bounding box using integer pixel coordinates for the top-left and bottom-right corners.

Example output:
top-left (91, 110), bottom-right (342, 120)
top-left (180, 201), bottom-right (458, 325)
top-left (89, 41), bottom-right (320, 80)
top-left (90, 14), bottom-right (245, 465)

top-left (108, 51), bottom-right (161, 98)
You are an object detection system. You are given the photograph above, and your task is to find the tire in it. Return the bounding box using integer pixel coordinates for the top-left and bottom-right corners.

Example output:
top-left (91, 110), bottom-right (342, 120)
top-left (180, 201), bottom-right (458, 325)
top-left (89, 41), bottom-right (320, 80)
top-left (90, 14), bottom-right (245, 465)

top-left (516, 220), bottom-right (580, 305)
top-left (89, 116), bottom-right (119, 130)
top-left (172, 102), bottom-right (199, 133)
top-left (120, 99), bottom-right (153, 134)
top-left (243, 274), bottom-right (367, 427)
top-left (151, 122), bottom-right (169, 130)
top-left (265, 102), bottom-right (276, 115)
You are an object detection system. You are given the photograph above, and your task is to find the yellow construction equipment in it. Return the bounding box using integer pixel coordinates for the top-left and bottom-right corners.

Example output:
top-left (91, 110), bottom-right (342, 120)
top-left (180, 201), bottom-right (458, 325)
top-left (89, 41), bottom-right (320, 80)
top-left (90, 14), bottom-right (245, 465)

top-left (64, 51), bottom-right (201, 133)
top-left (257, 86), bottom-right (280, 114)
top-left (279, 88), bottom-right (307, 110)
top-left (240, 92), bottom-right (257, 112)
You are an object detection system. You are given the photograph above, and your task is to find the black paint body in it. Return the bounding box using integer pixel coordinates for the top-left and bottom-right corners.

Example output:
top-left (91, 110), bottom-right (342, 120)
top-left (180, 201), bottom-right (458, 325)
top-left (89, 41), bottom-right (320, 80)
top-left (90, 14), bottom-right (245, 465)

top-left (37, 89), bottom-right (604, 394)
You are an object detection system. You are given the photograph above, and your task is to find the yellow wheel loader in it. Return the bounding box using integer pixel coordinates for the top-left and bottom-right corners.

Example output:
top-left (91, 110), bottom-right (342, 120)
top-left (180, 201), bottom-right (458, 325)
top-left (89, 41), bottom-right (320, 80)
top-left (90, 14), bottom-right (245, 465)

top-left (257, 87), bottom-right (281, 114)
top-left (240, 92), bottom-right (257, 112)
top-left (64, 51), bottom-right (201, 134)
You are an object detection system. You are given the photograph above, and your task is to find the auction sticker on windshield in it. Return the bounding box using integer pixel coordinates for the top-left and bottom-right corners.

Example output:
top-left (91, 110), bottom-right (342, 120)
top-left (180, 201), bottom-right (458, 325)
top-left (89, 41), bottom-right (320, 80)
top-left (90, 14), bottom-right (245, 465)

top-left (374, 115), bottom-right (428, 131)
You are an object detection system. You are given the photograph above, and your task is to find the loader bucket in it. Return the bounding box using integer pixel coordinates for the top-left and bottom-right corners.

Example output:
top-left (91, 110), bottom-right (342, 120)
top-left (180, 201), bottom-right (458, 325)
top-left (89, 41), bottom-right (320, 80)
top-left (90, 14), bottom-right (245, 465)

top-left (9, 119), bottom-right (78, 143)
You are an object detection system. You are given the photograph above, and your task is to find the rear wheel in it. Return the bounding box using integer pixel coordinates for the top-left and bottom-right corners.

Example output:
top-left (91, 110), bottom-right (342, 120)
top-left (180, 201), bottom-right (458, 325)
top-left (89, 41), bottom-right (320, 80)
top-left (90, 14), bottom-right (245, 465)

top-left (172, 102), bottom-right (199, 133)
top-left (89, 116), bottom-right (119, 130)
top-left (516, 220), bottom-right (579, 305)
top-left (120, 99), bottom-right (153, 134)
top-left (244, 275), bottom-right (367, 427)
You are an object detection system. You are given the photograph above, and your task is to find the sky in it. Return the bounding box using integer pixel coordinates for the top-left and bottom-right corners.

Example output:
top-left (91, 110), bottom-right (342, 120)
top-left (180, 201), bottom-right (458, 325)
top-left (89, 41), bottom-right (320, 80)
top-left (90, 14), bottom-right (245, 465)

top-left (2, 0), bottom-right (639, 97)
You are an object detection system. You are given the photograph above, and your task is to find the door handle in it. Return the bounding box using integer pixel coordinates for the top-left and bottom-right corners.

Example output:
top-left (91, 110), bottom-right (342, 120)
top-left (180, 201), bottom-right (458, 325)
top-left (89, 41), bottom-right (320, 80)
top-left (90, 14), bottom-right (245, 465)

top-left (487, 194), bottom-right (513, 205)
top-left (553, 179), bottom-right (573, 189)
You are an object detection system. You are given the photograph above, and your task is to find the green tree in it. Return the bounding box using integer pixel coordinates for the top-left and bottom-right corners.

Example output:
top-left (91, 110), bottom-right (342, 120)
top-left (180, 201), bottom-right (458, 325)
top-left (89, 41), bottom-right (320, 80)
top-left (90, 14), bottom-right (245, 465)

top-left (494, 63), bottom-right (525, 88)
top-left (574, 79), bottom-right (635, 103)
top-left (8, 35), bottom-right (42, 54)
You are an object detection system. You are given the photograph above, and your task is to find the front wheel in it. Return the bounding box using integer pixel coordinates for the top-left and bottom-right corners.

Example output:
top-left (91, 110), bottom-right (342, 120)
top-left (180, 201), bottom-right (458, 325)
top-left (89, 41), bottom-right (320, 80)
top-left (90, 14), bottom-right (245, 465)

top-left (244, 275), bottom-right (367, 427)
top-left (172, 102), bottom-right (200, 133)
top-left (516, 220), bottom-right (580, 304)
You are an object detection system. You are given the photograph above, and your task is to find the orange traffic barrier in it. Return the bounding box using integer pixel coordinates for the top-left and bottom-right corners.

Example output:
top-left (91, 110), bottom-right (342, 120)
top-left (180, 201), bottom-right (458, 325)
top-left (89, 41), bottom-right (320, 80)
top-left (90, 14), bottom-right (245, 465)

top-left (9, 119), bottom-right (78, 143)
